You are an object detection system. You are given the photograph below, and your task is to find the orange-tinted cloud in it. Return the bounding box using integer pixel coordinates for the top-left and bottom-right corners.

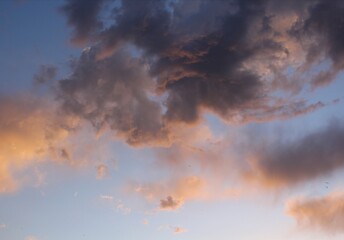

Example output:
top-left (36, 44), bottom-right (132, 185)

top-left (96, 164), bottom-right (109, 179)
top-left (286, 192), bottom-right (344, 233)
top-left (0, 95), bottom-right (77, 193)
top-left (132, 175), bottom-right (206, 210)
top-left (173, 226), bottom-right (187, 234)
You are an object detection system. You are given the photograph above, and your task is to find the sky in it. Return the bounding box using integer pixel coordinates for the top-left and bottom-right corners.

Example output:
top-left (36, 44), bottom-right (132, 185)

top-left (1, 0), bottom-right (344, 240)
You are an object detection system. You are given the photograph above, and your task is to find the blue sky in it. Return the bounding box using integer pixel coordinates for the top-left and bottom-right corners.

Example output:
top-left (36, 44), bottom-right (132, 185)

top-left (1, 1), bottom-right (344, 240)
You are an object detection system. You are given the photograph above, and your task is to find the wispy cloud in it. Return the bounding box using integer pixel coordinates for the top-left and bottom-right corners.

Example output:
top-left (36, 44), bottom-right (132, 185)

top-left (115, 200), bottom-right (131, 215)
top-left (100, 195), bottom-right (114, 201)
top-left (158, 225), bottom-right (187, 234)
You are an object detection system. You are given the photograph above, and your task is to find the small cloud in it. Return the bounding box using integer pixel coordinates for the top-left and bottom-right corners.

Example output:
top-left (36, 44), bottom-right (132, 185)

top-left (159, 225), bottom-right (187, 234)
top-left (34, 168), bottom-right (46, 188)
top-left (159, 196), bottom-right (183, 211)
top-left (96, 164), bottom-right (109, 179)
top-left (143, 219), bottom-right (149, 225)
top-left (0, 224), bottom-right (6, 229)
top-left (33, 65), bottom-right (57, 84)
top-left (115, 200), bottom-right (131, 215)
top-left (173, 226), bottom-right (187, 234)
top-left (100, 195), bottom-right (113, 201)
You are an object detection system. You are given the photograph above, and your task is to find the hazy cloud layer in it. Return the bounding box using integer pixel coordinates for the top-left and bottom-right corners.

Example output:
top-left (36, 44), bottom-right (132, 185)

top-left (287, 192), bottom-right (344, 233)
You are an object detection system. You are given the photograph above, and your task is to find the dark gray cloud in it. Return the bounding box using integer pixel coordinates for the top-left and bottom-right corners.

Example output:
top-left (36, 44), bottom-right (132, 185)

top-left (58, 0), bottom-right (344, 146)
top-left (57, 47), bottom-right (168, 146)
top-left (159, 195), bottom-right (182, 210)
top-left (299, 0), bottom-right (344, 67)
top-left (61, 0), bottom-right (105, 45)
top-left (288, 0), bottom-right (344, 88)
top-left (243, 121), bottom-right (344, 187)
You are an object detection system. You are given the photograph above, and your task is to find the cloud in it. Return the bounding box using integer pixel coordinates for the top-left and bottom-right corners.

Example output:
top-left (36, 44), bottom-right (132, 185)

top-left (8, 0), bottom-right (341, 199)
top-left (33, 65), bottom-right (57, 84)
top-left (56, 48), bottom-right (169, 147)
top-left (100, 195), bottom-right (131, 215)
top-left (173, 226), bottom-right (187, 234)
top-left (286, 192), bottom-right (344, 233)
top-left (100, 195), bottom-right (113, 201)
top-left (115, 199), bottom-right (131, 215)
top-left (241, 120), bottom-right (344, 188)
top-left (0, 224), bottom-right (6, 229)
top-left (0, 95), bottom-right (75, 193)
top-left (0, 93), bottom-right (113, 193)
top-left (96, 164), bottom-right (109, 179)
top-left (132, 176), bottom-right (206, 210)
top-left (158, 225), bottom-right (187, 234)
top-left (60, 0), bottom-right (105, 45)
top-left (159, 196), bottom-right (182, 211)
top-left (56, 0), bottom-right (344, 146)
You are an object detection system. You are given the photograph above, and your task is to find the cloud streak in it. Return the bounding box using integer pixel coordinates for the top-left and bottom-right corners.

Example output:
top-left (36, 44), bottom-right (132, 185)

top-left (242, 120), bottom-right (344, 188)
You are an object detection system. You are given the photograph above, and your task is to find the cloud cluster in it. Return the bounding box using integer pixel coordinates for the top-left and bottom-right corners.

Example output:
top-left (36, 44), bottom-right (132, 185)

top-left (4, 0), bottom-right (341, 205)
top-left (286, 192), bottom-right (344, 233)
top-left (57, 0), bottom-right (344, 147)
